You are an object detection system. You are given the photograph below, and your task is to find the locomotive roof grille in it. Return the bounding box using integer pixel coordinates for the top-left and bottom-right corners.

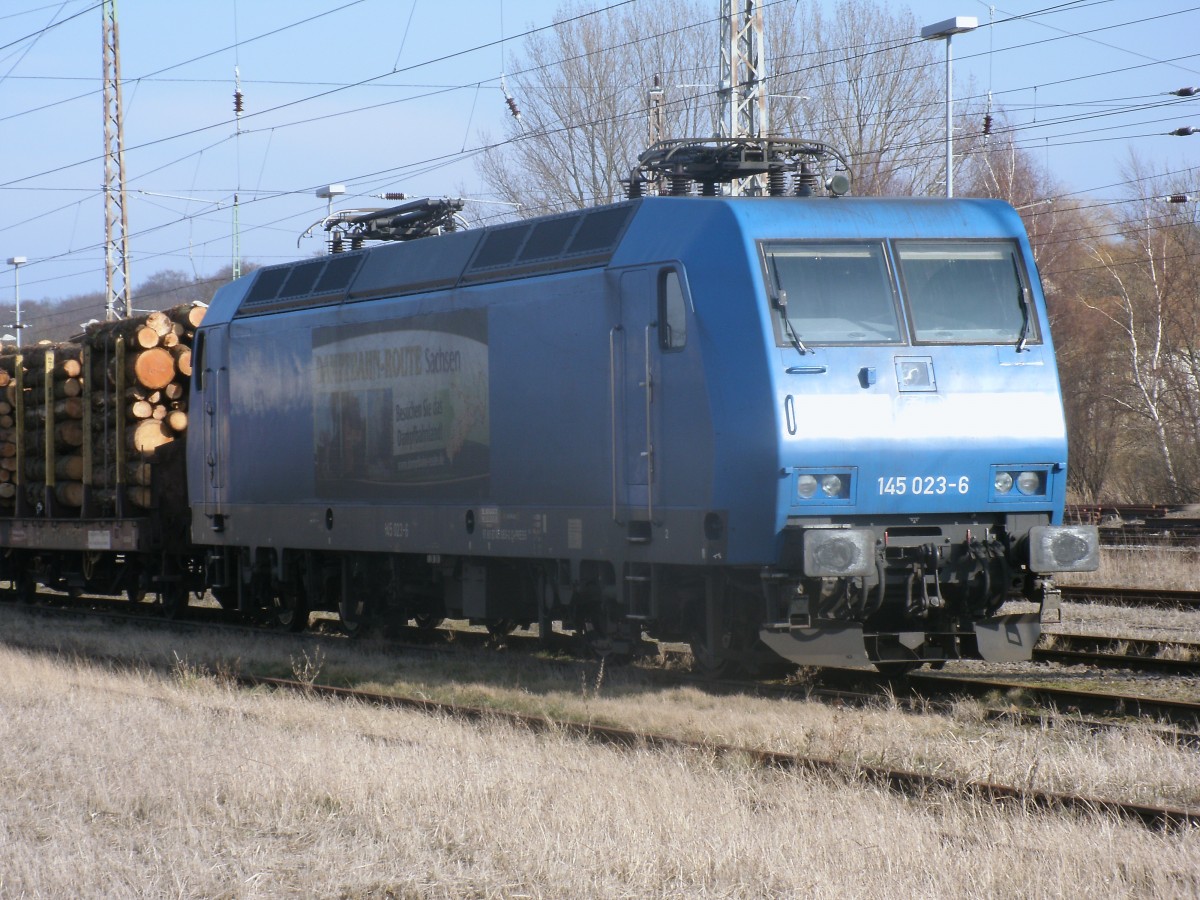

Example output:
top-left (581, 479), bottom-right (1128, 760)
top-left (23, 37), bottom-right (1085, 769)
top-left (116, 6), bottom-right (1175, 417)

top-left (314, 254), bottom-right (364, 294)
top-left (236, 252), bottom-right (368, 317)
top-left (568, 206), bottom-right (634, 252)
top-left (242, 266), bottom-right (290, 306)
top-left (462, 204), bottom-right (634, 280)
top-left (232, 202), bottom-right (635, 318)
top-left (519, 219), bottom-right (574, 260)
top-left (472, 225), bottom-right (528, 269)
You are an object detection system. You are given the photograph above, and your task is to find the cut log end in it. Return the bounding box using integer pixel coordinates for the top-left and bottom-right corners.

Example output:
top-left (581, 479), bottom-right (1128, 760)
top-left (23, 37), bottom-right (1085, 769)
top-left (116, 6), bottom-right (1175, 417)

top-left (128, 419), bottom-right (174, 454)
top-left (131, 347), bottom-right (176, 391)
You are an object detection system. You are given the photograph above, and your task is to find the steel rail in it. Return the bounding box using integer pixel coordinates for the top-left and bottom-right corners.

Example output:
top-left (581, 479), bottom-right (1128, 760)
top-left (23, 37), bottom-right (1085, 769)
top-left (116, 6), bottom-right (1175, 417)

top-left (906, 672), bottom-right (1200, 728)
top-left (1034, 646), bottom-right (1200, 675)
top-left (244, 673), bottom-right (1199, 831)
top-left (1059, 585), bottom-right (1200, 608)
top-left (8, 597), bottom-right (1200, 737)
top-left (1036, 632), bottom-right (1200, 674)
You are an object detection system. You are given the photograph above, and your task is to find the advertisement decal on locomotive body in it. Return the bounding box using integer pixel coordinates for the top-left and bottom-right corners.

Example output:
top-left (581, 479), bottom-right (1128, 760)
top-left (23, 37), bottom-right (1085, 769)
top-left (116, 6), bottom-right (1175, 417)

top-left (312, 309), bottom-right (489, 498)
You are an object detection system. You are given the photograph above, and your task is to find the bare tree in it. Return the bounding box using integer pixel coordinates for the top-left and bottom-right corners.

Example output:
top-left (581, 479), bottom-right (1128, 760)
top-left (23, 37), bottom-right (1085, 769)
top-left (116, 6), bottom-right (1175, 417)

top-left (769, 1), bottom-right (968, 196)
top-left (958, 123), bottom-right (1125, 500)
top-left (476, 0), bottom-right (714, 217)
top-left (1072, 154), bottom-right (1200, 501)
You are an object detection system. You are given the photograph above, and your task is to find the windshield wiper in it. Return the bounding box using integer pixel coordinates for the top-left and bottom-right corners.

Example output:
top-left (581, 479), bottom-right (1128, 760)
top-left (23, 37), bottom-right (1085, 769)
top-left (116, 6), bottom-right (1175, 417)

top-left (1013, 254), bottom-right (1031, 352)
top-left (778, 293), bottom-right (810, 355)
top-left (769, 257), bottom-right (809, 356)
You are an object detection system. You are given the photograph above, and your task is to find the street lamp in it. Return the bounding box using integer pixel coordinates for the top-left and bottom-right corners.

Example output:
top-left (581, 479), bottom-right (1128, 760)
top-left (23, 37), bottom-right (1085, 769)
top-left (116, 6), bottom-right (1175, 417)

top-left (921, 16), bottom-right (978, 198)
top-left (316, 184), bottom-right (346, 219)
top-left (6, 256), bottom-right (25, 348)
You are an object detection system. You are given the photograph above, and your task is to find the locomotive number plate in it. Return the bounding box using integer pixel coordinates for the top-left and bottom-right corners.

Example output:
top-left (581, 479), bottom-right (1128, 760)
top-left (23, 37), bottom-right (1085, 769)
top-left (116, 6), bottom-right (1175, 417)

top-left (877, 475), bottom-right (970, 496)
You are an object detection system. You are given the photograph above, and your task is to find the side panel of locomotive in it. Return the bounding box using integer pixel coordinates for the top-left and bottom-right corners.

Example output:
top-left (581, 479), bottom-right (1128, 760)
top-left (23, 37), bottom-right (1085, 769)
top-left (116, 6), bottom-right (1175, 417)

top-left (189, 202), bottom-right (728, 572)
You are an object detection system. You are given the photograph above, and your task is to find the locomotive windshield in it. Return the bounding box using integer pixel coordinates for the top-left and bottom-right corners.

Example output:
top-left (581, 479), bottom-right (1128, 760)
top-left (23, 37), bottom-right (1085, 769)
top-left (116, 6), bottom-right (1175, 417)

top-left (763, 238), bottom-right (1040, 348)
top-left (763, 242), bottom-right (903, 344)
top-left (895, 241), bottom-right (1039, 346)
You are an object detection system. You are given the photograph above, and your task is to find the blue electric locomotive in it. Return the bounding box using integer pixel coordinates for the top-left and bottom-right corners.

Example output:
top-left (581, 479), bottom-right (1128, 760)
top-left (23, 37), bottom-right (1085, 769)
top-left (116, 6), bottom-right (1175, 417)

top-left (189, 158), bottom-right (1098, 671)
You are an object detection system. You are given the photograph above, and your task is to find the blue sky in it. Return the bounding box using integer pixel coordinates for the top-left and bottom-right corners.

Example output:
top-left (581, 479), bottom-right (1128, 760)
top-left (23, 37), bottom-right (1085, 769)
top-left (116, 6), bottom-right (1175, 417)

top-left (1, 0), bottom-right (1196, 313)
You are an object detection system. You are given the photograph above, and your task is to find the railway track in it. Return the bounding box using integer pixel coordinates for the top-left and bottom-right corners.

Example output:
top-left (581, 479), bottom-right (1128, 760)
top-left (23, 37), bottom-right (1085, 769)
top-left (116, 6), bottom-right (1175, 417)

top-left (1059, 585), bottom-right (1200, 608)
top-left (6, 596), bottom-right (1200, 820)
top-left (1065, 504), bottom-right (1200, 549)
top-left (1036, 631), bottom-right (1200, 674)
top-left (236, 672), bottom-right (1197, 831)
top-left (904, 671), bottom-right (1200, 729)
top-left (7, 594), bottom-right (1199, 715)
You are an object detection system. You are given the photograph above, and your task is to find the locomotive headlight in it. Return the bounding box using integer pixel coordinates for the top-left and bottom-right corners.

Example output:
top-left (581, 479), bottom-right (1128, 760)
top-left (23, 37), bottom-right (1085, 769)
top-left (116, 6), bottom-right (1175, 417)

top-left (1029, 525), bottom-right (1100, 573)
top-left (1017, 471), bottom-right (1041, 495)
top-left (994, 471), bottom-right (1014, 494)
top-left (793, 469), bottom-right (854, 504)
top-left (820, 475), bottom-right (843, 497)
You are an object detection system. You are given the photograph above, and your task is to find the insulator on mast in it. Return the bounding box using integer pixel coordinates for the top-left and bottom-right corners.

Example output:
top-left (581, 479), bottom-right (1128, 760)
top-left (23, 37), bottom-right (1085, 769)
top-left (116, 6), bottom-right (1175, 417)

top-left (500, 75), bottom-right (521, 121)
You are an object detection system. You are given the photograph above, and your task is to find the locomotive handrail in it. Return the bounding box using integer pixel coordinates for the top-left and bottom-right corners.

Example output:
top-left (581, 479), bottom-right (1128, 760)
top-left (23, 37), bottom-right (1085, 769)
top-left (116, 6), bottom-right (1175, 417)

top-left (643, 323), bottom-right (655, 526)
top-left (609, 324), bottom-right (621, 525)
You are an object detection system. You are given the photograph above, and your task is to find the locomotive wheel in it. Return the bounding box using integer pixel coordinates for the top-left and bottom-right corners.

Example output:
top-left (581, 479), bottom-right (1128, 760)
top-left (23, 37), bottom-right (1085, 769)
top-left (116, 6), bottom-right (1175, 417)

top-left (339, 593), bottom-right (369, 637)
top-left (160, 584), bottom-right (188, 619)
top-left (16, 573), bottom-right (37, 605)
top-left (268, 583), bottom-right (309, 633)
top-left (688, 638), bottom-right (742, 679)
top-left (486, 619), bottom-right (517, 639)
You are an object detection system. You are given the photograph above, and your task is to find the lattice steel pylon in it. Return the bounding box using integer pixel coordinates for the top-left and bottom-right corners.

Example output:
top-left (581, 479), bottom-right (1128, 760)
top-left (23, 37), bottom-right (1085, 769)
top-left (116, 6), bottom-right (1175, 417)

top-left (102, 0), bottom-right (132, 320)
top-left (717, 0), bottom-right (768, 195)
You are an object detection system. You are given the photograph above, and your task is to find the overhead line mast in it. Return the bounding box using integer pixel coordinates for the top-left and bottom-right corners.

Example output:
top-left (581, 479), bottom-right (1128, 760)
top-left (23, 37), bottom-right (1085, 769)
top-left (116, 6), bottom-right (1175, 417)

top-left (101, 0), bottom-right (132, 320)
top-left (718, 0), bottom-right (767, 196)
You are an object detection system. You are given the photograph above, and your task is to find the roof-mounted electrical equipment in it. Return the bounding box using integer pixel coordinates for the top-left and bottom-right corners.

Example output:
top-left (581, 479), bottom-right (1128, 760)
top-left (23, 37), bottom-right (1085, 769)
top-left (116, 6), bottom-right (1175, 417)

top-left (301, 197), bottom-right (467, 253)
top-left (627, 137), bottom-right (852, 199)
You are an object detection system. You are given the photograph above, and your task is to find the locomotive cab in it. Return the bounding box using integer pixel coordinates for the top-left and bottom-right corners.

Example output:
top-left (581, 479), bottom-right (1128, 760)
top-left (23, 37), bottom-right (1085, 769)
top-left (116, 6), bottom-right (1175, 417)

top-left (748, 224), bottom-right (1099, 668)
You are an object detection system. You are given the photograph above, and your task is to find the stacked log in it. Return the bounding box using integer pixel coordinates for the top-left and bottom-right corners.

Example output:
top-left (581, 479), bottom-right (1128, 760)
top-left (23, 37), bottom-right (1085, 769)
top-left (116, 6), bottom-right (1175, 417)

top-left (92, 303), bottom-right (204, 510)
top-left (0, 356), bottom-right (17, 505)
top-left (1, 302), bottom-right (206, 516)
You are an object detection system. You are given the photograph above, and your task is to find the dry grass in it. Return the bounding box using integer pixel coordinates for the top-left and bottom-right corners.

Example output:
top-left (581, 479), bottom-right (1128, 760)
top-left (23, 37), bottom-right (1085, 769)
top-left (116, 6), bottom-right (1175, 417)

top-left (1046, 546), bottom-right (1200, 645)
top-left (1056, 547), bottom-right (1200, 591)
top-left (1046, 600), bottom-right (1200, 645)
top-left (0, 643), bottom-right (1197, 898)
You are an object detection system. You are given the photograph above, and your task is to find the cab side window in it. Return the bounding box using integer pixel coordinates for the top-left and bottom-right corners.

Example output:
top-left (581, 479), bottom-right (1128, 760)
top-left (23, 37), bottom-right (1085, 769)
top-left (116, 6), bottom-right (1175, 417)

top-left (658, 269), bottom-right (687, 351)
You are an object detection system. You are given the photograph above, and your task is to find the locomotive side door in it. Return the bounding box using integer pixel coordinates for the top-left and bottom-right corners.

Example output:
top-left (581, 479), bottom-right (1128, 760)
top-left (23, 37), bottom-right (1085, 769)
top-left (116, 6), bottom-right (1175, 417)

top-left (196, 324), bottom-right (230, 517)
top-left (616, 269), bottom-right (659, 534)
